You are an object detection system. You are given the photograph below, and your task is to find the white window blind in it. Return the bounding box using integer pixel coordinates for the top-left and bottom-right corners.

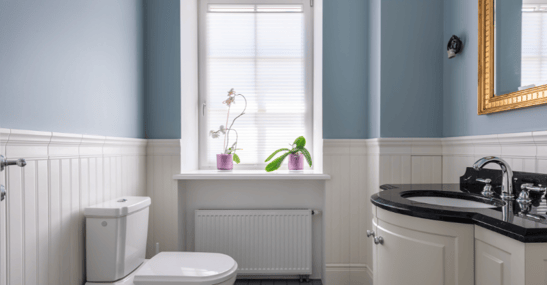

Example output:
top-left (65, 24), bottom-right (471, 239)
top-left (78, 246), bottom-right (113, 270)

top-left (522, 5), bottom-right (547, 86)
top-left (199, 0), bottom-right (313, 169)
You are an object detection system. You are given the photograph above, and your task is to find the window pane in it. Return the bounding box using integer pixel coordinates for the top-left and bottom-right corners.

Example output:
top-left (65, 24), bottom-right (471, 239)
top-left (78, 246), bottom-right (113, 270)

top-left (203, 6), bottom-right (310, 168)
top-left (256, 5), bottom-right (303, 13)
top-left (208, 4), bottom-right (255, 12)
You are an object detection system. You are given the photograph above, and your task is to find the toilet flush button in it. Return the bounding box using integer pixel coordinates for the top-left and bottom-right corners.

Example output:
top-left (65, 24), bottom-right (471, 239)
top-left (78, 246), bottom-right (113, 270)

top-left (102, 221), bottom-right (108, 227)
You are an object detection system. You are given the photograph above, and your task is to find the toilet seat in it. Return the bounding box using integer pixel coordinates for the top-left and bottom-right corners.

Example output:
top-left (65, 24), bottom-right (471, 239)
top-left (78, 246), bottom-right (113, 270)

top-left (133, 252), bottom-right (238, 285)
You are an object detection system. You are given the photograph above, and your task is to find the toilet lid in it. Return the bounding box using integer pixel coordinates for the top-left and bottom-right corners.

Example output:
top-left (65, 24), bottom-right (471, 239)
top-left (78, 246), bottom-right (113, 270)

top-left (133, 252), bottom-right (238, 285)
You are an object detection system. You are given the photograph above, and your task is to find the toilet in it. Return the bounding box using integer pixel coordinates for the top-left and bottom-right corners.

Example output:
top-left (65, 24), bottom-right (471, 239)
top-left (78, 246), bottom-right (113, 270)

top-left (84, 196), bottom-right (238, 285)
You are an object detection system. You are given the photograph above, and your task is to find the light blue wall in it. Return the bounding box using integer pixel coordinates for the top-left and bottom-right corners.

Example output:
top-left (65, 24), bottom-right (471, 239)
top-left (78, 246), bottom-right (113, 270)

top-left (0, 0), bottom-right (145, 138)
top-left (323, 0), bottom-right (368, 139)
top-left (143, 0), bottom-right (181, 139)
top-left (443, 0), bottom-right (547, 137)
top-left (6, 0), bottom-right (540, 140)
top-left (367, 0), bottom-right (444, 138)
top-left (143, 0), bottom-right (371, 139)
top-left (495, 0), bottom-right (522, 95)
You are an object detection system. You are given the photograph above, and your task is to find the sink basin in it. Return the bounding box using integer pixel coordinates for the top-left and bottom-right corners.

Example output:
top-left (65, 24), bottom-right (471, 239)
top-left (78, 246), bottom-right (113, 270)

top-left (406, 196), bottom-right (499, 208)
top-left (401, 191), bottom-right (505, 209)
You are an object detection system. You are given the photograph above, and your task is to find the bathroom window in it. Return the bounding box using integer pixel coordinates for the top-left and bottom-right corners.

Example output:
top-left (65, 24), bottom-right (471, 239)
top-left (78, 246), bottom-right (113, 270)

top-left (198, 0), bottom-right (313, 169)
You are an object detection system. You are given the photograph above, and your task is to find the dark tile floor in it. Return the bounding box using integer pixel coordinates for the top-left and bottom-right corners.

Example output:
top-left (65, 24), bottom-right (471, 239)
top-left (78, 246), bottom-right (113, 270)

top-left (235, 280), bottom-right (322, 285)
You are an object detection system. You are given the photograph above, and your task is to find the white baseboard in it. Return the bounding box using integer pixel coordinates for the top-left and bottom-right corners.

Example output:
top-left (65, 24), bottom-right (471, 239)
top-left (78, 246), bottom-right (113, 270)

top-left (325, 264), bottom-right (373, 285)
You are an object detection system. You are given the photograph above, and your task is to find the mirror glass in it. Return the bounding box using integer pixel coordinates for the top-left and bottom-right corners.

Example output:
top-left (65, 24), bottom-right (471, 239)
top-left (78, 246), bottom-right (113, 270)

top-left (495, 0), bottom-right (547, 96)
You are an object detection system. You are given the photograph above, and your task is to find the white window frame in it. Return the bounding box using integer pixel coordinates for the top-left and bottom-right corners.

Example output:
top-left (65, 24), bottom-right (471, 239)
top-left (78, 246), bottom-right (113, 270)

top-left (179, 0), bottom-right (323, 174)
top-left (197, 0), bottom-right (314, 170)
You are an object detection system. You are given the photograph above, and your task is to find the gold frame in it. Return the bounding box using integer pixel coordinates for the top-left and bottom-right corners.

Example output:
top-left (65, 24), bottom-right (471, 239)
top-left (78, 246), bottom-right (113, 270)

top-left (478, 0), bottom-right (547, 115)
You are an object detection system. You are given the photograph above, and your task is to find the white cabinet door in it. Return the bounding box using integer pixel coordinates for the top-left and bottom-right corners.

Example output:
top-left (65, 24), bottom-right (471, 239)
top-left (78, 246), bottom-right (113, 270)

top-left (475, 226), bottom-right (525, 285)
top-left (373, 208), bottom-right (474, 285)
top-left (525, 243), bottom-right (547, 285)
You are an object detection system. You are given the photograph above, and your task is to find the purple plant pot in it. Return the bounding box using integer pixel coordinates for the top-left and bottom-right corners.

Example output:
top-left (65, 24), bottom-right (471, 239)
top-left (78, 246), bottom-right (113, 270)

top-left (288, 153), bottom-right (304, 171)
top-left (217, 154), bottom-right (233, 170)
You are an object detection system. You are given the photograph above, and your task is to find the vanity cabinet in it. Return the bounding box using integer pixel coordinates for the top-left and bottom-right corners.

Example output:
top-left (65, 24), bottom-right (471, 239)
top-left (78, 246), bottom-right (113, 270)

top-left (372, 208), bottom-right (475, 285)
top-left (474, 226), bottom-right (524, 285)
top-left (475, 226), bottom-right (547, 285)
top-left (372, 210), bottom-right (547, 285)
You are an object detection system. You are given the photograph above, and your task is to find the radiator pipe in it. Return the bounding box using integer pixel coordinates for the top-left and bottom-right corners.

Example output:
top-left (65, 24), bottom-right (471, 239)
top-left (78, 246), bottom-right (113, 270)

top-left (312, 210), bottom-right (321, 216)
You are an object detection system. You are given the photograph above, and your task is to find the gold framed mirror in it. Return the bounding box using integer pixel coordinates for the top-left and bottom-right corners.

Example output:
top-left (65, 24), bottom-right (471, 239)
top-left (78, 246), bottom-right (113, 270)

top-left (478, 0), bottom-right (547, 115)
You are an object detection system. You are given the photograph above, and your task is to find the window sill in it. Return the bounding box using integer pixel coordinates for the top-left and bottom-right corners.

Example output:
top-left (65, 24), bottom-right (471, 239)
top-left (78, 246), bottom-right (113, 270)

top-left (172, 170), bottom-right (330, 180)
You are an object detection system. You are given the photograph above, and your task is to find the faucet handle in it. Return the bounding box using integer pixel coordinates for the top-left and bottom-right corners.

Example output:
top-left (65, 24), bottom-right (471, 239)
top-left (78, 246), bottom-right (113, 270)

top-left (517, 183), bottom-right (534, 204)
top-left (477, 178), bottom-right (494, 197)
top-left (521, 183), bottom-right (547, 200)
top-left (476, 178), bottom-right (492, 184)
top-left (522, 183), bottom-right (547, 193)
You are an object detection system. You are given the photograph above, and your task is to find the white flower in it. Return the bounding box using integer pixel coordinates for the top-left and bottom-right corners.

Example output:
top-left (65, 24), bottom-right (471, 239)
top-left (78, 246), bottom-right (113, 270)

top-left (223, 96), bottom-right (235, 106)
top-left (209, 130), bottom-right (220, 138)
top-left (219, 125), bottom-right (226, 134)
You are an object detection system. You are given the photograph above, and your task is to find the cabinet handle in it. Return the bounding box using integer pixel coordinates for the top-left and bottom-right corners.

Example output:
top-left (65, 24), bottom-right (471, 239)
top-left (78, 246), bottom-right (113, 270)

top-left (374, 236), bottom-right (384, 245)
top-left (366, 230), bottom-right (375, 238)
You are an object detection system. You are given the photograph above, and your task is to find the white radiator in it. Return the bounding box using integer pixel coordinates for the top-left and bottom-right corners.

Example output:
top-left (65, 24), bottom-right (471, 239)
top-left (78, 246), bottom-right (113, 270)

top-left (195, 209), bottom-right (313, 276)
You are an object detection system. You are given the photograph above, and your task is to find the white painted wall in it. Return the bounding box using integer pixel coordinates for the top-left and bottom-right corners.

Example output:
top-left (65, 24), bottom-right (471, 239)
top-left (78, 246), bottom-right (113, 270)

top-left (0, 128), bottom-right (146, 285)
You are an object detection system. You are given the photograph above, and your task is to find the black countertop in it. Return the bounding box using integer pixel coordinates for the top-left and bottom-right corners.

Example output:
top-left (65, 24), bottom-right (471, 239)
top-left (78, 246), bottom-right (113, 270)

top-left (372, 172), bottom-right (547, 242)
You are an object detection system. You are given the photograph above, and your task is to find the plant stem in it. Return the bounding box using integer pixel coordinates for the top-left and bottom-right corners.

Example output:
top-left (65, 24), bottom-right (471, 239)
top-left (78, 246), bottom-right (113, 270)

top-left (223, 104), bottom-right (231, 153)
top-left (225, 129), bottom-right (238, 154)
top-left (224, 94), bottom-right (247, 154)
top-left (227, 95), bottom-right (247, 132)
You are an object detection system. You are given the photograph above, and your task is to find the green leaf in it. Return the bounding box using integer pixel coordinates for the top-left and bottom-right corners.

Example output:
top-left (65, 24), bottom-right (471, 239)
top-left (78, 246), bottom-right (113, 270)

top-left (301, 148), bottom-right (313, 167)
top-left (233, 153), bottom-right (241, 164)
top-left (293, 136), bottom-right (306, 148)
top-left (265, 148), bottom-right (289, 162)
top-left (265, 152), bottom-right (290, 172)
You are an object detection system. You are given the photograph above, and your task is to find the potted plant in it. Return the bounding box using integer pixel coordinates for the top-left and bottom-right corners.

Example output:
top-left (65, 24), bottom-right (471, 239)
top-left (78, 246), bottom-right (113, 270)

top-left (264, 136), bottom-right (312, 172)
top-left (209, 88), bottom-right (247, 170)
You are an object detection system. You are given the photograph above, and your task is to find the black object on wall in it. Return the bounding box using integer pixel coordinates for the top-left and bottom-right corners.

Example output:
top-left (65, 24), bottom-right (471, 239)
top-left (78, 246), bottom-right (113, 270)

top-left (447, 35), bottom-right (463, 59)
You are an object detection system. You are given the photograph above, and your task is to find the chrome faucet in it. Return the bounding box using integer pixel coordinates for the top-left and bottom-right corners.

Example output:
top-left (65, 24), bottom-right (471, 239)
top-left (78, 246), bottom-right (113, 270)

top-left (473, 156), bottom-right (514, 200)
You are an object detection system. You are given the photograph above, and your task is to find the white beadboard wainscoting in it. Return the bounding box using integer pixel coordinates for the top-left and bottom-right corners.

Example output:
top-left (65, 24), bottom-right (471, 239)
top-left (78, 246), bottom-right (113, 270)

top-left (0, 129), bottom-right (147, 285)
top-left (323, 140), bottom-right (369, 285)
top-left (324, 132), bottom-right (547, 285)
top-left (442, 131), bottom-right (547, 183)
top-left (145, 139), bottom-right (182, 257)
top-left (145, 138), bottom-right (445, 285)
top-left (3, 130), bottom-right (547, 285)
top-left (323, 139), bottom-right (443, 285)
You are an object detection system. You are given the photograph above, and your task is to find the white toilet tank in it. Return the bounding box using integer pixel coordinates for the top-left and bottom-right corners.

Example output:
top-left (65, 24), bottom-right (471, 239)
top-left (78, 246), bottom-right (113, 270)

top-left (84, 196), bottom-right (151, 282)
